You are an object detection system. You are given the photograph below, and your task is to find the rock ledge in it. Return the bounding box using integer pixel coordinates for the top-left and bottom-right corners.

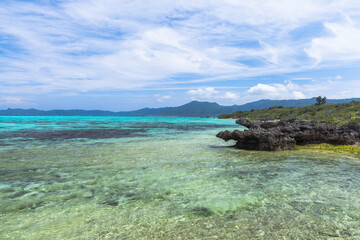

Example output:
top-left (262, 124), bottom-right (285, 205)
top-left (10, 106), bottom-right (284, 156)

top-left (217, 118), bottom-right (360, 151)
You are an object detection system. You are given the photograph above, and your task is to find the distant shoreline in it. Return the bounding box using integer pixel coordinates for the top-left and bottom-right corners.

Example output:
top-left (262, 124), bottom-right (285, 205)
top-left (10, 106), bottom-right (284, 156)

top-left (2, 98), bottom-right (360, 117)
top-left (222, 118), bottom-right (237, 121)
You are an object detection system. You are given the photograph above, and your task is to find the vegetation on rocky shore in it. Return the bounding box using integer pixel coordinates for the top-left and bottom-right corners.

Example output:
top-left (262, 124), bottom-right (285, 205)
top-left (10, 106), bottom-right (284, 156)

top-left (297, 144), bottom-right (360, 156)
top-left (218, 101), bottom-right (360, 126)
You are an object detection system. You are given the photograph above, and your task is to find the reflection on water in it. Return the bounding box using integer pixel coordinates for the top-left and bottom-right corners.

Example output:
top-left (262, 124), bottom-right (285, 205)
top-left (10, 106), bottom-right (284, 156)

top-left (0, 117), bottom-right (359, 239)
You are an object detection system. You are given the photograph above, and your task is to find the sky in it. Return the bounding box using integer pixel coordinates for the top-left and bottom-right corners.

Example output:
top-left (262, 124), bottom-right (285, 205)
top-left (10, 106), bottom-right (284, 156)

top-left (1, 0), bottom-right (360, 110)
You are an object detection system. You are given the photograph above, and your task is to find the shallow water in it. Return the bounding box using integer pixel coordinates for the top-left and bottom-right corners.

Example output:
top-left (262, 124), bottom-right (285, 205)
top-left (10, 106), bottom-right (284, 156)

top-left (1, 116), bottom-right (360, 239)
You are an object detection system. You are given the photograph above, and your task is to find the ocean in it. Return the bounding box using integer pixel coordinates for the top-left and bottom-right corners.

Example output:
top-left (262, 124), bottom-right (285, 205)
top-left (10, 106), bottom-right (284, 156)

top-left (1, 116), bottom-right (359, 239)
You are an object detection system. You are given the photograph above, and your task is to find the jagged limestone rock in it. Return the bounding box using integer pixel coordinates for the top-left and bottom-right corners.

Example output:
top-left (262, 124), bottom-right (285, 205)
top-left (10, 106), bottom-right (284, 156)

top-left (217, 118), bottom-right (360, 151)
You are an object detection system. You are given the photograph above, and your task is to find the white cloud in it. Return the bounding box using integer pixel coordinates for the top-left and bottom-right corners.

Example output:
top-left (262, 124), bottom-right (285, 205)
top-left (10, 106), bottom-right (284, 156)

top-left (188, 87), bottom-right (239, 101)
top-left (154, 94), bottom-right (171, 102)
top-left (305, 20), bottom-right (360, 64)
top-left (213, 0), bottom-right (329, 27)
top-left (300, 79), bottom-right (360, 99)
top-left (0, 97), bottom-right (31, 107)
top-left (247, 82), bottom-right (306, 99)
top-left (244, 78), bottom-right (360, 103)
top-left (1, 0), bottom-right (360, 99)
top-left (223, 92), bottom-right (239, 100)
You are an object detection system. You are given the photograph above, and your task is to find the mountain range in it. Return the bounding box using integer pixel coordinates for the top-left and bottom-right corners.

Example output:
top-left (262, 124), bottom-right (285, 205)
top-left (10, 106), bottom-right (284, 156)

top-left (1, 97), bottom-right (359, 117)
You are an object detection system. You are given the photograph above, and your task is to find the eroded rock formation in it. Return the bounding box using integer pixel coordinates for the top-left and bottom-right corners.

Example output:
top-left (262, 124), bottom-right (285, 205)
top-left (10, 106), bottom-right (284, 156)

top-left (217, 118), bottom-right (360, 151)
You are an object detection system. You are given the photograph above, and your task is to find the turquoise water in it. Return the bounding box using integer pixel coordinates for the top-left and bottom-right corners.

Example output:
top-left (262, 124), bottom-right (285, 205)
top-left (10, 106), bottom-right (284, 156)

top-left (1, 116), bottom-right (360, 239)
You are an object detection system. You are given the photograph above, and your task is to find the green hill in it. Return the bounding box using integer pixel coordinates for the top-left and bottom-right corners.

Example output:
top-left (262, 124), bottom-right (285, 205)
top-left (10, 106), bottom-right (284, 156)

top-left (218, 101), bottom-right (360, 126)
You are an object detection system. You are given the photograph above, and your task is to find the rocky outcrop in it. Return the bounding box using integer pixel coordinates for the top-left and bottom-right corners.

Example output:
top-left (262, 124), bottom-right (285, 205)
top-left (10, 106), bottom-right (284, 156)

top-left (217, 118), bottom-right (360, 151)
top-left (217, 129), bottom-right (296, 151)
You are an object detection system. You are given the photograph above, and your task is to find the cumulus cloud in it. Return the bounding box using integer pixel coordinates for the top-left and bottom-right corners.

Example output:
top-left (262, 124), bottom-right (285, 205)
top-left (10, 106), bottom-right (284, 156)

top-left (188, 87), bottom-right (239, 101)
top-left (245, 78), bottom-right (360, 102)
top-left (247, 83), bottom-right (306, 99)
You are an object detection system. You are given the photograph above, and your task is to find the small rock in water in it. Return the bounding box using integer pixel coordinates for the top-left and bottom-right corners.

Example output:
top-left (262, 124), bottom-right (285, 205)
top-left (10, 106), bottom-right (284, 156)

top-left (83, 191), bottom-right (93, 199)
top-left (17, 201), bottom-right (45, 210)
top-left (30, 201), bottom-right (45, 209)
top-left (8, 190), bottom-right (29, 198)
top-left (125, 193), bottom-right (135, 198)
top-left (102, 199), bottom-right (119, 206)
top-left (227, 214), bottom-right (236, 220)
top-left (192, 207), bottom-right (213, 217)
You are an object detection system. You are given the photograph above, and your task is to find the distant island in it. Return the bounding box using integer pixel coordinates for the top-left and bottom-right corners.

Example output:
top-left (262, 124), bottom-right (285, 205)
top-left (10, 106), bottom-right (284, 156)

top-left (217, 101), bottom-right (360, 151)
top-left (1, 97), bottom-right (360, 117)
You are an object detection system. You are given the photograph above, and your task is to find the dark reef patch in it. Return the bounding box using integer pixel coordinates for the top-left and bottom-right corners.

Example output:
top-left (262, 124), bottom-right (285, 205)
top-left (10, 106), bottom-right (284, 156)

top-left (0, 128), bottom-right (148, 141)
top-left (0, 121), bottom-right (233, 142)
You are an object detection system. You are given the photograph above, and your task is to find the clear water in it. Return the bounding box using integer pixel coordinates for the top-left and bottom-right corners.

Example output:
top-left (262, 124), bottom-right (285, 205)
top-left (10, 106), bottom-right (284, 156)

top-left (0, 116), bottom-right (359, 239)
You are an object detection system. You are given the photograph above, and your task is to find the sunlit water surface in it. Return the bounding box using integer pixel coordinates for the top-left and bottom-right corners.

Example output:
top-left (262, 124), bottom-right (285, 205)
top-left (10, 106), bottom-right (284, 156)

top-left (0, 116), bottom-right (359, 239)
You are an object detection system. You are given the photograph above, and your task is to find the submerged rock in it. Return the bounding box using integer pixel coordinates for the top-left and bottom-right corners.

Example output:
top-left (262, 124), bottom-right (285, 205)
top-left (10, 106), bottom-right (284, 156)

top-left (217, 118), bottom-right (360, 151)
top-left (192, 207), bottom-right (213, 217)
top-left (101, 199), bottom-right (119, 206)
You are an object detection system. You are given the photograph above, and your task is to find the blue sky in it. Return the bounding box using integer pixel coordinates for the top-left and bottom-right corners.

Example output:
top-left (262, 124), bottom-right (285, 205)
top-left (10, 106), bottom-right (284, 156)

top-left (1, 0), bottom-right (360, 110)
